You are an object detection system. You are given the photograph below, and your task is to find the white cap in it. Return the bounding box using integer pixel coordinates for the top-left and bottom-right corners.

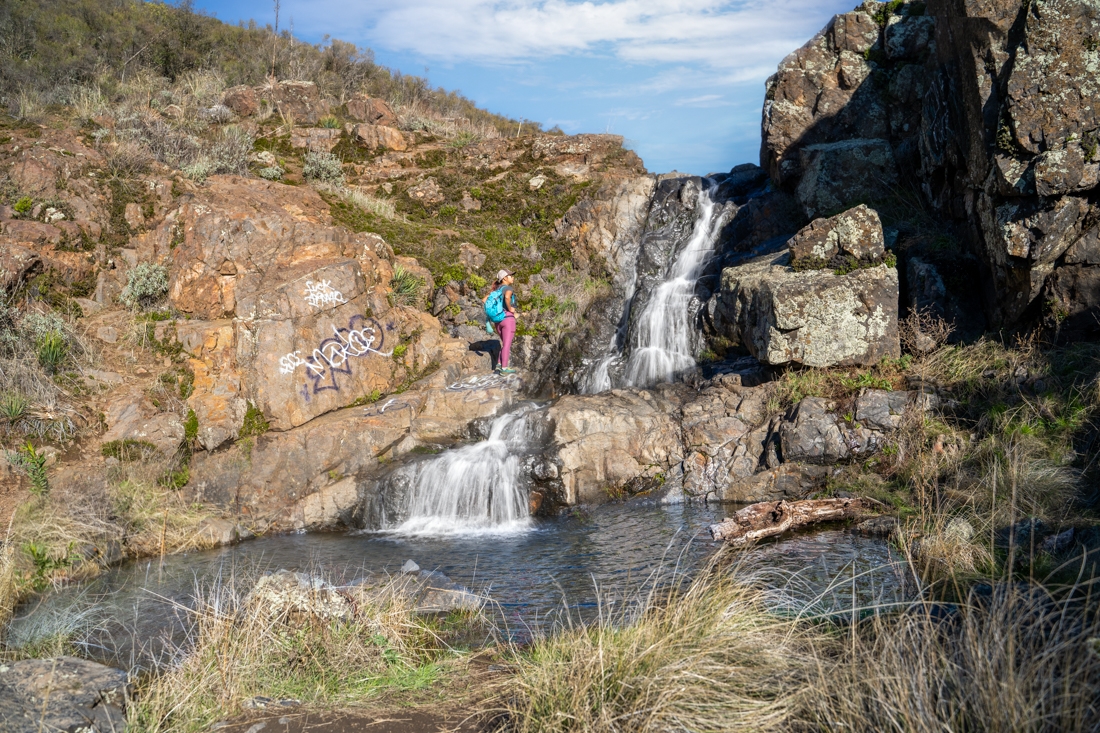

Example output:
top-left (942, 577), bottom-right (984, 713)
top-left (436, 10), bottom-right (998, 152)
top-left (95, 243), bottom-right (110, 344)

top-left (496, 269), bottom-right (512, 281)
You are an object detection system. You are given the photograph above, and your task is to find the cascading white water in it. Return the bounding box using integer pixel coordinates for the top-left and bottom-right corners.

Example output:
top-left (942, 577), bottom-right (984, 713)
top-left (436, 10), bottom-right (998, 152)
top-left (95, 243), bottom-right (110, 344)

top-left (621, 181), bottom-right (724, 388)
top-left (385, 408), bottom-right (535, 536)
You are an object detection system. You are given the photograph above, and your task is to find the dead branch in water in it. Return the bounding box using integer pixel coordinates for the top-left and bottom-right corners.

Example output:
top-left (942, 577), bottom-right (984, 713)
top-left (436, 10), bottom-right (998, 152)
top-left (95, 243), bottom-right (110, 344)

top-left (708, 498), bottom-right (886, 546)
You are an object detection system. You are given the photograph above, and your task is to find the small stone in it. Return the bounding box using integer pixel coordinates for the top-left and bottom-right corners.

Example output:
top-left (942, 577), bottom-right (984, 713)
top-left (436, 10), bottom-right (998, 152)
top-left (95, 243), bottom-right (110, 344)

top-left (528, 174), bottom-right (547, 190)
top-left (105, 456), bottom-right (120, 467)
top-left (96, 325), bottom-right (119, 343)
top-left (944, 517), bottom-right (974, 543)
top-left (401, 559), bottom-right (420, 573)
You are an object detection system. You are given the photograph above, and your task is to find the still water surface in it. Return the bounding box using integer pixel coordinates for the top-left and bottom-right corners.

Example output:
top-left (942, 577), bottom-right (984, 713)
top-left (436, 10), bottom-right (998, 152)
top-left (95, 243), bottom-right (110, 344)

top-left (12, 502), bottom-right (907, 671)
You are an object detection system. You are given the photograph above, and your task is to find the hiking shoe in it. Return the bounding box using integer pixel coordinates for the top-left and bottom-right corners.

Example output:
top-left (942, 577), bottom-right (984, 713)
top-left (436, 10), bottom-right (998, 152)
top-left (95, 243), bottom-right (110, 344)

top-left (500, 367), bottom-right (518, 374)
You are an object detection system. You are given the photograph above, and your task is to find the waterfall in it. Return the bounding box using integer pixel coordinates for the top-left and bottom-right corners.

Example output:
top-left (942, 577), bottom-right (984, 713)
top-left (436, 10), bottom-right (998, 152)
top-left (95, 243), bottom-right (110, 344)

top-left (582, 179), bottom-right (725, 392)
top-left (380, 407), bottom-right (537, 536)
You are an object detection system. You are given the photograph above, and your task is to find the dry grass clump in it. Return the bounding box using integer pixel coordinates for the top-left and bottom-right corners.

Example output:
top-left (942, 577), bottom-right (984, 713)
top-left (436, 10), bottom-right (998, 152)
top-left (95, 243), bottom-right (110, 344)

top-left (131, 569), bottom-right (473, 733)
top-left (805, 586), bottom-right (1100, 733)
top-left (397, 100), bottom-right (503, 141)
top-left (498, 555), bottom-right (817, 733)
top-left (6, 460), bottom-right (217, 599)
top-left (0, 533), bottom-right (17, 641)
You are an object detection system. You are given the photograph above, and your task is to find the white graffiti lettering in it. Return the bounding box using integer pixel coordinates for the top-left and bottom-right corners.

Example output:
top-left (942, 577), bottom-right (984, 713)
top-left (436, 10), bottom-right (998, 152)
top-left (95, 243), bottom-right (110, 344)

top-left (446, 373), bottom-right (521, 392)
top-left (303, 279), bottom-right (346, 309)
top-left (363, 398), bottom-right (412, 417)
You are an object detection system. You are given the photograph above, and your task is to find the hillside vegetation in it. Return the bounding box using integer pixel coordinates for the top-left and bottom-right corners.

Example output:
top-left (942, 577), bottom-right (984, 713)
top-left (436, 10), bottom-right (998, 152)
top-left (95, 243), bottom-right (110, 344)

top-left (0, 0), bottom-right (528, 137)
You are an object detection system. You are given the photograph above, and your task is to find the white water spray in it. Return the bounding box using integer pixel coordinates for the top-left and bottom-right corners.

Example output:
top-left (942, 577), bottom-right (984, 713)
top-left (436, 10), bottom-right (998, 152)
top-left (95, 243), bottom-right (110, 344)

top-left (386, 408), bottom-right (536, 536)
top-left (621, 181), bottom-right (725, 388)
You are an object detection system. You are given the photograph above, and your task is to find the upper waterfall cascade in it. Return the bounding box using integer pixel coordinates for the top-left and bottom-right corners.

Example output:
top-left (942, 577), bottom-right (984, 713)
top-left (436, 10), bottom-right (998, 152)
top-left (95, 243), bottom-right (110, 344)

top-left (582, 179), bottom-right (728, 392)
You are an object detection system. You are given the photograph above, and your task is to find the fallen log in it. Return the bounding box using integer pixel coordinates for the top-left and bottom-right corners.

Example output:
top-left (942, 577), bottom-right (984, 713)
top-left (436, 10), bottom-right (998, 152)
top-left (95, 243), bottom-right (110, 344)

top-left (708, 497), bottom-right (886, 546)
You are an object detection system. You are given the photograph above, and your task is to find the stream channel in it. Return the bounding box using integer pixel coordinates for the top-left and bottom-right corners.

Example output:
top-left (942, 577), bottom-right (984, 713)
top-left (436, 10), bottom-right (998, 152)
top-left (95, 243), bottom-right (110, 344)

top-left (11, 503), bottom-right (907, 672)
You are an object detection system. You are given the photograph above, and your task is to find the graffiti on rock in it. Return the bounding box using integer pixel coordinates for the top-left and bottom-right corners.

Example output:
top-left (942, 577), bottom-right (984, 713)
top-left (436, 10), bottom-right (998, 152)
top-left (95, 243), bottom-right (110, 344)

top-left (303, 279), bottom-right (347, 309)
top-left (446, 372), bottom-right (522, 392)
top-left (280, 315), bottom-right (390, 394)
top-left (362, 398), bottom-right (412, 417)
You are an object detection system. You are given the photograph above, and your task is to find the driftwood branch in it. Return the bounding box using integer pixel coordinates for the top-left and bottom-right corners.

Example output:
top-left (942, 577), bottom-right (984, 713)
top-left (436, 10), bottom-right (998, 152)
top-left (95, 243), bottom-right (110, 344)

top-left (708, 498), bottom-right (886, 546)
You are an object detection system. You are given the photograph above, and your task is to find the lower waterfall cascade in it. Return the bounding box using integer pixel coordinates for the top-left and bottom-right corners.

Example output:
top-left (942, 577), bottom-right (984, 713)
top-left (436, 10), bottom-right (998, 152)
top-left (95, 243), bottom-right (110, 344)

top-left (377, 405), bottom-right (541, 536)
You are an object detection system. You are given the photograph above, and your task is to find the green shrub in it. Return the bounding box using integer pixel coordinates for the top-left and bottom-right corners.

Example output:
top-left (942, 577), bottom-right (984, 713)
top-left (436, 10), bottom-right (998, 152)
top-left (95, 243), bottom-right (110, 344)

top-left (303, 151), bottom-right (345, 185)
top-left (467, 273), bottom-right (487, 291)
top-left (258, 166), bottom-right (284, 180)
top-left (6, 441), bottom-right (49, 496)
top-left (238, 401), bottom-right (269, 438)
top-left (36, 331), bottom-right (68, 374)
top-left (0, 392), bottom-right (28, 424)
top-left (13, 196), bottom-right (32, 215)
top-left (392, 343), bottom-right (408, 360)
top-left (319, 115), bottom-right (341, 129)
top-left (121, 262), bottom-right (170, 310)
top-left (389, 266), bottom-right (424, 307)
top-left (184, 409), bottom-right (199, 444)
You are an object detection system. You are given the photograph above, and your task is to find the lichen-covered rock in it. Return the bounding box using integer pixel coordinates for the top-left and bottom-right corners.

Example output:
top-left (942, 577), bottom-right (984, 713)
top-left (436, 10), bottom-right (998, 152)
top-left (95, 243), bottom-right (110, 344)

top-left (247, 570), bottom-right (352, 621)
top-left (259, 80), bottom-right (329, 125)
top-left (885, 14), bottom-right (935, 59)
top-left (787, 204), bottom-right (884, 263)
top-left (712, 249), bottom-right (899, 367)
top-left (761, 11), bottom-right (887, 187)
top-left (795, 139), bottom-right (899, 219)
top-left (0, 657), bottom-right (129, 733)
top-left (1004, 0), bottom-right (1100, 155)
top-left (0, 243), bottom-right (39, 290)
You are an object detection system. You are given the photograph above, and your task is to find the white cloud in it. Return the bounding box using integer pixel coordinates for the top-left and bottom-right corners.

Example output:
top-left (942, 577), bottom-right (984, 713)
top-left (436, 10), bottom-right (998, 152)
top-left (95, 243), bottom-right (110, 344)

top-left (288, 0), bottom-right (829, 71)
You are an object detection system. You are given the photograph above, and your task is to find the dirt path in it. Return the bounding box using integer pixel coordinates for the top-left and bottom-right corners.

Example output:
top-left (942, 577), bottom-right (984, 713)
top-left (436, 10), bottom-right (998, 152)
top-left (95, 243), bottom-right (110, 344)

top-left (216, 708), bottom-right (493, 733)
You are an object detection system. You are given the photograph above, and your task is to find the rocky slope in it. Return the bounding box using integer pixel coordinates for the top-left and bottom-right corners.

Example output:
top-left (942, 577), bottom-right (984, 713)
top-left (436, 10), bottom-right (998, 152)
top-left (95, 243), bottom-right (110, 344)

top-left (4, 0), bottom-right (1099, 562)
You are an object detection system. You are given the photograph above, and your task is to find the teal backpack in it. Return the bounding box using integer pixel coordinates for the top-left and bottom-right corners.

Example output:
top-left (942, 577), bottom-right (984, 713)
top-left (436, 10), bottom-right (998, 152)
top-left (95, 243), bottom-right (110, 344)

top-left (484, 287), bottom-right (509, 324)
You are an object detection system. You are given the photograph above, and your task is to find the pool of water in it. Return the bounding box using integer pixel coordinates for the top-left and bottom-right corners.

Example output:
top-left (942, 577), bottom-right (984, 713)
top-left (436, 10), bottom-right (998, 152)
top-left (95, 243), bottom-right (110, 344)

top-left (10, 502), bottom-right (907, 671)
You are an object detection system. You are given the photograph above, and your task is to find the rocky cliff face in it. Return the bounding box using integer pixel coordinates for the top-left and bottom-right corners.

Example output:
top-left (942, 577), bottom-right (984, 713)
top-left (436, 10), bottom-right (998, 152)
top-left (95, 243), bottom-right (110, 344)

top-left (762, 0), bottom-right (1100, 339)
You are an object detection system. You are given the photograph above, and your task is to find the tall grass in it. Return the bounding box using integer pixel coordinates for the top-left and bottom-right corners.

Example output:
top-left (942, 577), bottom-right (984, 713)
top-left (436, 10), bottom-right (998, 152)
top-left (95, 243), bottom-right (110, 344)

top-left (499, 554), bottom-right (818, 733)
top-left (0, 531), bottom-right (16, 642)
top-left (806, 584), bottom-right (1100, 732)
top-left (499, 553), bottom-right (1100, 733)
top-left (130, 569), bottom-right (478, 733)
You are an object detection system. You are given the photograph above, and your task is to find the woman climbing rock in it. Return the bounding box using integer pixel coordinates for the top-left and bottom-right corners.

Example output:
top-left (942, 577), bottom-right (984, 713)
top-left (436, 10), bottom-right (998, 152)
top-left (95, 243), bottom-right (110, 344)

top-left (483, 269), bottom-right (518, 374)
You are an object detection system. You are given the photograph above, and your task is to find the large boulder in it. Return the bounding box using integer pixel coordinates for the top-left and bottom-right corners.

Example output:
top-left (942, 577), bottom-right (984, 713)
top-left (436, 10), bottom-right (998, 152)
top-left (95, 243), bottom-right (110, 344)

top-left (795, 139), bottom-right (899, 219)
top-left (346, 95), bottom-right (399, 127)
top-left (712, 249), bottom-right (899, 367)
top-left (787, 204), bottom-right (884, 264)
top-left (546, 387), bottom-right (687, 505)
top-left (350, 124), bottom-right (408, 151)
top-left (0, 657), bottom-right (129, 733)
top-left (761, 10), bottom-right (887, 187)
top-left (259, 80), bottom-right (330, 125)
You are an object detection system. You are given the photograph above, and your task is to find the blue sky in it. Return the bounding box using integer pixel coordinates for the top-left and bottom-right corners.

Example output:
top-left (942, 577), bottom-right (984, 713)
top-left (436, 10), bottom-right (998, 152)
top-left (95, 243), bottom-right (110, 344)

top-left (196, 0), bottom-right (857, 174)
